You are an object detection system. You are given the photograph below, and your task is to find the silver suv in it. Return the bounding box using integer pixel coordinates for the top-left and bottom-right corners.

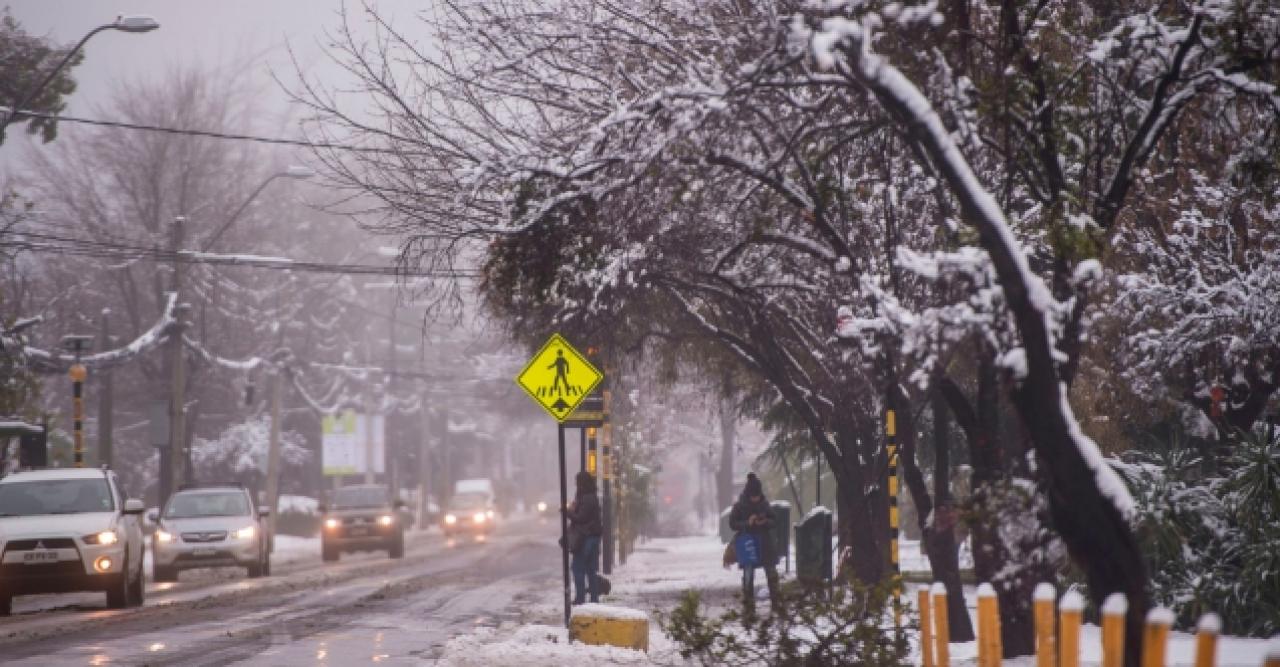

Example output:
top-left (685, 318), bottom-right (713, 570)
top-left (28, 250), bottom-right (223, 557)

top-left (150, 485), bottom-right (270, 581)
top-left (0, 468), bottom-right (146, 615)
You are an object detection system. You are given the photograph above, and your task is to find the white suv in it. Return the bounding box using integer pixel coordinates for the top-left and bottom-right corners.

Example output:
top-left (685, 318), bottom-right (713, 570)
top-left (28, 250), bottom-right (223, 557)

top-left (150, 485), bottom-right (270, 581)
top-left (0, 468), bottom-right (146, 615)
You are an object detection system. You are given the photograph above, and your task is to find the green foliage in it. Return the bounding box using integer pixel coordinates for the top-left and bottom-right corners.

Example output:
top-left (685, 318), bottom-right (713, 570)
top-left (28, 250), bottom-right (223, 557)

top-left (660, 580), bottom-right (910, 667)
top-left (1117, 426), bottom-right (1280, 636)
top-left (0, 9), bottom-right (83, 144)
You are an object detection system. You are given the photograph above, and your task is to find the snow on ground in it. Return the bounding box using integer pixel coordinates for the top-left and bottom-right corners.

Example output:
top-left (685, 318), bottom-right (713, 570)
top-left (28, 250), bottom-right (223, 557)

top-left (435, 533), bottom-right (1279, 666)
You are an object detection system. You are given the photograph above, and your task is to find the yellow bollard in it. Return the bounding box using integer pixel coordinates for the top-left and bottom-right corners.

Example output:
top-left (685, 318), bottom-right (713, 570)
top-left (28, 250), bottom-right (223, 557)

top-left (1192, 613), bottom-right (1219, 667)
top-left (1034, 582), bottom-right (1056, 667)
top-left (1058, 590), bottom-right (1084, 667)
top-left (1142, 607), bottom-right (1173, 667)
top-left (919, 586), bottom-right (934, 667)
top-left (1101, 593), bottom-right (1128, 667)
top-left (977, 583), bottom-right (1001, 667)
top-left (932, 582), bottom-right (950, 667)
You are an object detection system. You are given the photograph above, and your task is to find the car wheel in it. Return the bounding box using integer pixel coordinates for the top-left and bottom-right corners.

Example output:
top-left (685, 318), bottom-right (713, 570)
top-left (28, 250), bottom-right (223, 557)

top-left (128, 558), bottom-right (145, 607)
top-left (389, 534), bottom-right (404, 559)
top-left (321, 541), bottom-right (339, 562)
top-left (106, 556), bottom-right (132, 609)
top-left (0, 585), bottom-right (11, 616)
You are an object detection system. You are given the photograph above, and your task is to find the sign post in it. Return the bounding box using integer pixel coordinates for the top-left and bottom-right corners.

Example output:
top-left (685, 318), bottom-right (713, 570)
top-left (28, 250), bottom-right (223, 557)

top-left (515, 334), bottom-right (604, 629)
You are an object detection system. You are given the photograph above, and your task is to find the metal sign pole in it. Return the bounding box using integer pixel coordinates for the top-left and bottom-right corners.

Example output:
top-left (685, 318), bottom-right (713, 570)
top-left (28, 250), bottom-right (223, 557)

top-left (558, 423), bottom-right (571, 629)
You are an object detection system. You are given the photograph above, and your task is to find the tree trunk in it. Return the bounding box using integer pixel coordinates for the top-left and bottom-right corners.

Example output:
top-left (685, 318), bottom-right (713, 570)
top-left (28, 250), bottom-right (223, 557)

top-left (898, 385), bottom-right (976, 641)
top-left (716, 379), bottom-right (736, 513)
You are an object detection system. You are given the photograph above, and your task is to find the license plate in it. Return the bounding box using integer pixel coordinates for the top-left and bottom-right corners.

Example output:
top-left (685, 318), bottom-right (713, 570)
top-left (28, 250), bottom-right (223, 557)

top-left (23, 551), bottom-right (59, 563)
top-left (192, 547), bottom-right (217, 557)
top-left (348, 527), bottom-right (368, 536)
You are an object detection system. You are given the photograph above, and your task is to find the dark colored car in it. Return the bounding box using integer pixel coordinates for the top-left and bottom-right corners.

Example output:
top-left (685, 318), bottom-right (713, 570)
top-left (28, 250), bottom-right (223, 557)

top-left (320, 485), bottom-right (405, 561)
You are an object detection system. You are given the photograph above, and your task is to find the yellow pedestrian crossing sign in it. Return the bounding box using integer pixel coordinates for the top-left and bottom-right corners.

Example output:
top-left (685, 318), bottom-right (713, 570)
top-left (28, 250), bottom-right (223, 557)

top-left (515, 334), bottom-right (603, 421)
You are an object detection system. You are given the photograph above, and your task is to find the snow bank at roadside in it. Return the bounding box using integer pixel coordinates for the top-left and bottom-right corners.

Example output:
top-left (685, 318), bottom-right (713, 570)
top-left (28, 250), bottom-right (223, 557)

top-left (436, 624), bottom-right (651, 666)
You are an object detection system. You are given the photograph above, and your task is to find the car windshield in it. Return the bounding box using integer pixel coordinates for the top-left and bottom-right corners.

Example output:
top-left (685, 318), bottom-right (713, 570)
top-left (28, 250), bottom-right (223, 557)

top-left (449, 492), bottom-right (489, 511)
top-left (0, 478), bottom-right (114, 516)
top-left (165, 491), bottom-right (250, 518)
top-left (331, 487), bottom-right (387, 509)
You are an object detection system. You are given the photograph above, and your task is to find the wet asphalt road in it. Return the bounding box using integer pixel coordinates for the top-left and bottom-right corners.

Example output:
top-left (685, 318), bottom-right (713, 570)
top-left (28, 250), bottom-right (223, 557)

top-left (0, 517), bottom-right (560, 665)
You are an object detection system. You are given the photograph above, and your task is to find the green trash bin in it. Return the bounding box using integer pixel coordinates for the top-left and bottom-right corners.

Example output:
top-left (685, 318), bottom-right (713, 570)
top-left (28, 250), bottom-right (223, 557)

top-left (770, 501), bottom-right (791, 572)
top-left (795, 506), bottom-right (832, 584)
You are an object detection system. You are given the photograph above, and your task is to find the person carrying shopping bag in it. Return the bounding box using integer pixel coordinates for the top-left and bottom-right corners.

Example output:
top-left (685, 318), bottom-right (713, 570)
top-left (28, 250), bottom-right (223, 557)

top-left (728, 473), bottom-right (782, 619)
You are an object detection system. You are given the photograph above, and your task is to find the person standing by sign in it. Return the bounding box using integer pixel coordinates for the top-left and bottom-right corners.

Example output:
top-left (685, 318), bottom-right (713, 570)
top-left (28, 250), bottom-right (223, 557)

top-left (564, 470), bottom-right (603, 604)
top-left (729, 473), bottom-right (782, 619)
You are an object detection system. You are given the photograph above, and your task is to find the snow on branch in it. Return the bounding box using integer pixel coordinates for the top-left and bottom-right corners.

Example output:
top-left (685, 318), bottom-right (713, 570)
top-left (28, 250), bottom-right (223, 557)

top-left (802, 12), bottom-right (1134, 518)
top-left (20, 293), bottom-right (181, 374)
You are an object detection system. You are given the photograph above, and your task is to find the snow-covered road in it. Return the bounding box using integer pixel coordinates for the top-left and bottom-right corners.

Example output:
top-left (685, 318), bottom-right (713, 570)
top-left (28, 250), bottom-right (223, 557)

top-left (0, 518), bottom-right (560, 665)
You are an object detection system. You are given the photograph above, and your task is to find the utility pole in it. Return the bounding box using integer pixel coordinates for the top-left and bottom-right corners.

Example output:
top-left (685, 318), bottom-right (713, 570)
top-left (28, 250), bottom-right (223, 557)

top-left (97, 310), bottom-right (114, 469)
top-left (386, 299), bottom-right (398, 499)
top-left (418, 402), bottom-right (432, 529)
top-left (167, 216), bottom-right (187, 502)
top-left (263, 362), bottom-right (283, 550)
top-left (602, 387), bottom-right (614, 575)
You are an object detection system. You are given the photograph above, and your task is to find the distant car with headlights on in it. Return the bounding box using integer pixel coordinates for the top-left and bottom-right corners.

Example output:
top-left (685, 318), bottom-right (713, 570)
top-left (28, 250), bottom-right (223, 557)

top-left (0, 468), bottom-right (146, 615)
top-left (150, 484), bottom-right (270, 582)
top-left (320, 485), bottom-right (405, 561)
top-left (441, 490), bottom-right (497, 538)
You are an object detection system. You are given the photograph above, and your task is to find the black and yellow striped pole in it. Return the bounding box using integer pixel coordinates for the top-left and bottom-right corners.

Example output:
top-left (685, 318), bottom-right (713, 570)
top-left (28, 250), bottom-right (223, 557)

top-left (62, 334), bottom-right (94, 468)
top-left (887, 408), bottom-right (901, 628)
top-left (70, 363), bottom-right (87, 467)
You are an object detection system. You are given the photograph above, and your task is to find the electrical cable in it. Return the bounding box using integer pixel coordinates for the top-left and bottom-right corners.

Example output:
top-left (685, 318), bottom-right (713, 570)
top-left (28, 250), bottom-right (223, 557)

top-left (0, 230), bottom-right (477, 279)
top-left (1, 106), bottom-right (402, 154)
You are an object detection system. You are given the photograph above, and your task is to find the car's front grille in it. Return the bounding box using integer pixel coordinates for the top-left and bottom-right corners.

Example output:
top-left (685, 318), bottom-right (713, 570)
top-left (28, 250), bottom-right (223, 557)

top-left (5, 538), bottom-right (76, 551)
top-left (342, 516), bottom-right (375, 526)
top-left (181, 531), bottom-right (227, 543)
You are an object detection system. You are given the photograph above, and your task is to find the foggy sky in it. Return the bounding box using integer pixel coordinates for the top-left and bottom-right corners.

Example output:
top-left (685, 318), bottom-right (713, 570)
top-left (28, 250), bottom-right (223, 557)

top-left (1, 0), bottom-right (425, 173)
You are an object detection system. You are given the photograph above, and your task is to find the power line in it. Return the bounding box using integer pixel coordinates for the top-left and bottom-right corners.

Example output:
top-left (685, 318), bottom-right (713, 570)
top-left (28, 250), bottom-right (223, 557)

top-left (2, 106), bottom-right (402, 154)
top-left (1, 230), bottom-right (477, 279)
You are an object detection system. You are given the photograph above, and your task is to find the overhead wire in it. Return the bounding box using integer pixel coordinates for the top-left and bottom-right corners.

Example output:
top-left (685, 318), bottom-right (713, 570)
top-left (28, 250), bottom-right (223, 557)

top-left (1, 229), bottom-right (477, 279)
top-left (1, 106), bottom-right (403, 155)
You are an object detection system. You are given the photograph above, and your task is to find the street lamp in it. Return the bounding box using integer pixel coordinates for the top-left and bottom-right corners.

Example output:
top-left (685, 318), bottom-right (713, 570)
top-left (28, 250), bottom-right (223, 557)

top-left (201, 166), bottom-right (317, 250)
top-left (0, 15), bottom-right (160, 140)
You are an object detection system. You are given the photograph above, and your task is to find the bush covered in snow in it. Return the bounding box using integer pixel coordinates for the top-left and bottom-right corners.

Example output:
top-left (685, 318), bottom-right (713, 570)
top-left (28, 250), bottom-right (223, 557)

top-left (1116, 426), bottom-right (1280, 636)
top-left (661, 579), bottom-right (908, 666)
top-left (191, 417), bottom-right (309, 486)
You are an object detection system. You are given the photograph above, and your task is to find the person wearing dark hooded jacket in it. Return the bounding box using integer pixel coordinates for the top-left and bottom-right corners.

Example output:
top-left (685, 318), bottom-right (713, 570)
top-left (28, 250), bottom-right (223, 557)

top-left (729, 472), bottom-right (782, 617)
top-left (563, 470), bottom-right (603, 604)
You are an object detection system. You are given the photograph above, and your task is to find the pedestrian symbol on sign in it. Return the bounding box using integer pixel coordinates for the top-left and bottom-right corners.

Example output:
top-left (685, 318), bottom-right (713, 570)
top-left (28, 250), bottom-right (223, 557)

top-left (516, 334), bottom-right (603, 421)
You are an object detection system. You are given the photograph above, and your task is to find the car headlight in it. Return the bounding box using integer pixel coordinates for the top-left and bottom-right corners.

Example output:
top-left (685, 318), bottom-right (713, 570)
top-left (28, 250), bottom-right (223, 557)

top-left (444, 514), bottom-right (457, 525)
top-left (155, 530), bottom-right (175, 544)
top-left (473, 512), bottom-right (486, 524)
top-left (235, 525), bottom-right (256, 540)
top-left (84, 530), bottom-right (118, 545)
top-left (378, 514), bottom-right (394, 526)
top-left (536, 501), bottom-right (548, 512)
top-left (325, 518), bottom-right (340, 529)
top-left (486, 509), bottom-right (495, 519)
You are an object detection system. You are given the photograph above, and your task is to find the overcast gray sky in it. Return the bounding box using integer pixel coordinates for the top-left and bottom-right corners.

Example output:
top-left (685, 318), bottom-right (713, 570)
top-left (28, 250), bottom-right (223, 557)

top-left (1, 0), bottom-right (423, 173)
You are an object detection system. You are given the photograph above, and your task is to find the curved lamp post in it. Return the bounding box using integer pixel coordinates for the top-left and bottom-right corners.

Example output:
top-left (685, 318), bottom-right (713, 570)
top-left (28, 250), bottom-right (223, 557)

top-left (0, 15), bottom-right (160, 139)
top-left (202, 166), bottom-right (317, 251)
